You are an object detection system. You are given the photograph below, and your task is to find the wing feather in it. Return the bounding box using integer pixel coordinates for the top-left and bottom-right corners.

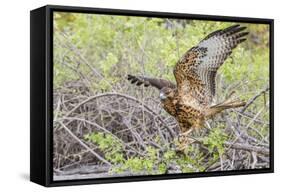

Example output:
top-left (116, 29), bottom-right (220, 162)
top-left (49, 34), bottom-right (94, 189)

top-left (127, 74), bottom-right (176, 90)
top-left (174, 24), bottom-right (248, 104)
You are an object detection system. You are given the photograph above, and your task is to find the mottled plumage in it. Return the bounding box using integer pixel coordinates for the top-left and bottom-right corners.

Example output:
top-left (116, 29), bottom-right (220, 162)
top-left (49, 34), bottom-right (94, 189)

top-left (127, 25), bottom-right (248, 150)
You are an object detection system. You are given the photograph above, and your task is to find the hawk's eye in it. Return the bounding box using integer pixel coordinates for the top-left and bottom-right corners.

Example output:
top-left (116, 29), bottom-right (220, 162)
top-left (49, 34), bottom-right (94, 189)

top-left (166, 90), bottom-right (173, 98)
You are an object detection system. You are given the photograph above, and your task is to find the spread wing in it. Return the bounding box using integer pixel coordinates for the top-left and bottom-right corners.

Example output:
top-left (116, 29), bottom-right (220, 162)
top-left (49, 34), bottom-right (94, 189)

top-left (173, 24), bottom-right (248, 104)
top-left (127, 74), bottom-right (176, 90)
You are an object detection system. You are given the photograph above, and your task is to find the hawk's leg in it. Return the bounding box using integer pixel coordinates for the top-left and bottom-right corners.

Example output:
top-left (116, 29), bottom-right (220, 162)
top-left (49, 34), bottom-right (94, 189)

top-left (175, 117), bottom-right (204, 152)
top-left (176, 128), bottom-right (196, 152)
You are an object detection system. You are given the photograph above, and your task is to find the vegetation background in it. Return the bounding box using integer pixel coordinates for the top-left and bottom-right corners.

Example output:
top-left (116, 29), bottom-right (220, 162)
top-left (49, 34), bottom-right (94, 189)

top-left (53, 12), bottom-right (270, 180)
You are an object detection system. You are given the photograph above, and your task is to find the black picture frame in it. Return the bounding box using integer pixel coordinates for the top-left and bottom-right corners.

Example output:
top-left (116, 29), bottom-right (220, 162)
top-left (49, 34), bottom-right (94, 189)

top-left (30, 5), bottom-right (274, 187)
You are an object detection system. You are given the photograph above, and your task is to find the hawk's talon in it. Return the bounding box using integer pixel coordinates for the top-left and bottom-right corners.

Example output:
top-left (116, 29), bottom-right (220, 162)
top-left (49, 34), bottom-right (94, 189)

top-left (175, 132), bottom-right (196, 152)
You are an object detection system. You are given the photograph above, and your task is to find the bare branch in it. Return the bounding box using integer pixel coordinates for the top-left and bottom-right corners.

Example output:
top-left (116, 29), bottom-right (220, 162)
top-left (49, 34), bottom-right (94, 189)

top-left (240, 86), bottom-right (269, 113)
top-left (59, 122), bottom-right (112, 166)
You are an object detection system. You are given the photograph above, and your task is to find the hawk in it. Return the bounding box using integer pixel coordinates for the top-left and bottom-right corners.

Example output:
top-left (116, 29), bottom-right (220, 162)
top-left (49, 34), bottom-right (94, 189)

top-left (127, 25), bottom-right (248, 150)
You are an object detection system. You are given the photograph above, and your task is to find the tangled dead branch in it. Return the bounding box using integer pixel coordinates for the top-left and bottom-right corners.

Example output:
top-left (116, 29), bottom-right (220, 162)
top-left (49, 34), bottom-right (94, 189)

top-left (53, 80), bottom-right (270, 179)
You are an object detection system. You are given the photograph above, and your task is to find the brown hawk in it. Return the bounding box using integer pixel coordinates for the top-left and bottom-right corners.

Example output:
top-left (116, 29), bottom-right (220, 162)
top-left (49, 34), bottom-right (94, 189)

top-left (127, 24), bottom-right (248, 150)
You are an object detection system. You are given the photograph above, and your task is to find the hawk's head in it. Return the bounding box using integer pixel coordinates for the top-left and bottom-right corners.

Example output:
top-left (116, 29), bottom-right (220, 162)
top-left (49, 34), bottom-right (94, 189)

top-left (159, 87), bottom-right (175, 101)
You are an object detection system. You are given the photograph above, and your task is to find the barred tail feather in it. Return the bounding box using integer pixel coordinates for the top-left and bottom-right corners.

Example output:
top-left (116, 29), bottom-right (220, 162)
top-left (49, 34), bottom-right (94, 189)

top-left (206, 99), bottom-right (246, 118)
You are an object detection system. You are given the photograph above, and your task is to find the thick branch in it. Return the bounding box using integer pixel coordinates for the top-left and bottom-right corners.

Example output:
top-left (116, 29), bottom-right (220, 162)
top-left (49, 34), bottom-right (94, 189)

top-left (225, 141), bottom-right (269, 156)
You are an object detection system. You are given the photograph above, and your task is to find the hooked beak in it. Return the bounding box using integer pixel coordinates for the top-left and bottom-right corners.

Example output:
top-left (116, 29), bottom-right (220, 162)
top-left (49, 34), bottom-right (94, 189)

top-left (160, 92), bottom-right (167, 100)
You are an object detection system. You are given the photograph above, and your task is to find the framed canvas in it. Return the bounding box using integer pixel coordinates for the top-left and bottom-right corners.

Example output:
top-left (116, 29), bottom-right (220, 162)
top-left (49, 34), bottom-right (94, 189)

top-left (30, 5), bottom-right (274, 187)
